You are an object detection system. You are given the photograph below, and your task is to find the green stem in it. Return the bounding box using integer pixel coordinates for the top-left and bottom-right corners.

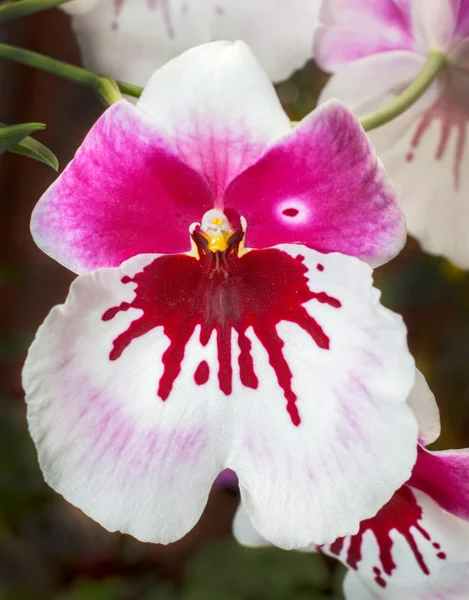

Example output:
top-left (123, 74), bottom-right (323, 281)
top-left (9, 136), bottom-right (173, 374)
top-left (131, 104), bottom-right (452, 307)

top-left (360, 50), bottom-right (448, 132)
top-left (0, 0), bottom-right (71, 24)
top-left (0, 42), bottom-right (143, 104)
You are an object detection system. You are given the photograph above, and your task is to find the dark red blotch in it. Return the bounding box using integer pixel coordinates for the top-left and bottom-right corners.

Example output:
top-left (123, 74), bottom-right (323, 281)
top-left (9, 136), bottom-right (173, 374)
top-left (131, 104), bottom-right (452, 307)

top-left (102, 229), bottom-right (340, 426)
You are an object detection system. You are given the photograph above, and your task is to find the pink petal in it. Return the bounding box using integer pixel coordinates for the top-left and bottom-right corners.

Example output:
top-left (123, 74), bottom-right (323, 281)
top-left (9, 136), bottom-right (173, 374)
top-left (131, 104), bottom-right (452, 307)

top-left (315, 0), bottom-right (414, 72)
top-left (410, 446), bottom-right (469, 521)
top-left (62, 0), bottom-right (320, 84)
top-left (224, 100), bottom-right (405, 267)
top-left (31, 101), bottom-right (213, 273)
top-left (137, 41), bottom-right (290, 203)
top-left (24, 231), bottom-right (417, 548)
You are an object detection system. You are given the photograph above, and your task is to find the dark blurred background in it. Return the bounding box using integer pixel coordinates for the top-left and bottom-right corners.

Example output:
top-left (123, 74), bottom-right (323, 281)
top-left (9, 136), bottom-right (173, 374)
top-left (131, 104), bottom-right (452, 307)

top-left (1, 6), bottom-right (469, 600)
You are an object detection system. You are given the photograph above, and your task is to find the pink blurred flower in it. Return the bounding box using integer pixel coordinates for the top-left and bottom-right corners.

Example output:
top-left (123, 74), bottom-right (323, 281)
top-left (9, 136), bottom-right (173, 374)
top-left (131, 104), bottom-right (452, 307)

top-left (62, 0), bottom-right (320, 84)
top-left (24, 42), bottom-right (417, 548)
top-left (316, 0), bottom-right (469, 268)
top-left (235, 372), bottom-right (469, 599)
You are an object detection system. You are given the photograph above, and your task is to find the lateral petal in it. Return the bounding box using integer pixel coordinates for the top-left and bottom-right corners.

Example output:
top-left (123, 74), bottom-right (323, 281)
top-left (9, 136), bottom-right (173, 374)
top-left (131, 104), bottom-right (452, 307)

top-left (31, 101), bottom-right (213, 273)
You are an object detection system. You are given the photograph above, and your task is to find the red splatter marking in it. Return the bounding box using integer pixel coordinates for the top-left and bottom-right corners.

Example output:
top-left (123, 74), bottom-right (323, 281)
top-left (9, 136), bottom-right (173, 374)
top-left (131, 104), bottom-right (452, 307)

top-left (328, 485), bottom-right (446, 587)
top-left (407, 81), bottom-right (468, 190)
top-left (112, 0), bottom-right (175, 37)
top-left (194, 360), bottom-right (209, 385)
top-left (316, 264), bottom-right (324, 271)
top-left (102, 229), bottom-right (340, 426)
top-left (282, 208), bottom-right (299, 217)
top-left (373, 567), bottom-right (386, 588)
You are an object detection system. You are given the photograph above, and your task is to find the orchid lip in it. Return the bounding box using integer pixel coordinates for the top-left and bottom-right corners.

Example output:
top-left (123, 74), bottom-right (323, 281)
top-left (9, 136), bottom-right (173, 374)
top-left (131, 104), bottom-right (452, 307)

top-left (101, 213), bottom-right (342, 427)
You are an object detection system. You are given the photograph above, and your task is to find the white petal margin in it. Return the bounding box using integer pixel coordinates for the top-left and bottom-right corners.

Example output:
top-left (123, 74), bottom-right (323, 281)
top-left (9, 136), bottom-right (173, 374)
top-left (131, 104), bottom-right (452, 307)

top-left (227, 245), bottom-right (417, 549)
top-left (232, 370), bottom-right (437, 550)
top-left (62, 0), bottom-right (319, 84)
top-left (23, 254), bottom-right (224, 544)
top-left (343, 571), bottom-right (377, 600)
top-left (138, 41), bottom-right (290, 202)
top-left (338, 489), bottom-right (469, 600)
top-left (407, 370), bottom-right (441, 446)
top-left (344, 562), bottom-right (469, 600)
top-left (233, 502), bottom-right (268, 548)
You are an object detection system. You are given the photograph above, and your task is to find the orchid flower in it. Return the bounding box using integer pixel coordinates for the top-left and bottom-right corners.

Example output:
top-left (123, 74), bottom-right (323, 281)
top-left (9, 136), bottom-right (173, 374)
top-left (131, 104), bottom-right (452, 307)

top-left (62, 0), bottom-right (320, 85)
top-left (235, 371), bottom-right (469, 600)
top-left (316, 0), bottom-right (469, 269)
top-left (23, 41), bottom-right (417, 549)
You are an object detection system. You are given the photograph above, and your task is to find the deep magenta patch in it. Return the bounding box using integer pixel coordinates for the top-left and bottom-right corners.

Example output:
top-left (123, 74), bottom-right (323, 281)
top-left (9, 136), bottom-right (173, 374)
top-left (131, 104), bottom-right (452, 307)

top-left (102, 230), bottom-right (340, 426)
top-left (329, 485), bottom-right (446, 587)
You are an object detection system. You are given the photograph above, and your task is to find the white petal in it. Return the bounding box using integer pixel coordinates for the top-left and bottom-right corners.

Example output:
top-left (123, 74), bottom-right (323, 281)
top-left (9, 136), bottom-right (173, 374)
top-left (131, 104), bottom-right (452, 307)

top-left (333, 488), bottom-right (469, 600)
top-left (138, 41), bottom-right (290, 201)
top-left (233, 502), bottom-right (269, 548)
top-left (411, 0), bottom-right (459, 52)
top-left (343, 570), bottom-right (377, 600)
top-left (24, 240), bottom-right (417, 549)
top-left (226, 245), bottom-right (417, 549)
top-left (407, 370), bottom-right (441, 446)
top-left (63, 0), bottom-right (319, 83)
top-left (61, 0), bottom-right (100, 16)
top-left (23, 254), bottom-right (224, 544)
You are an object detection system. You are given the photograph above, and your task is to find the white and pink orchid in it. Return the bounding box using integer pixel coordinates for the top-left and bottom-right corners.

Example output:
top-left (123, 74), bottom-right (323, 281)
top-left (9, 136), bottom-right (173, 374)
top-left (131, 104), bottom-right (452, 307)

top-left (62, 0), bottom-right (320, 84)
top-left (316, 0), bottom-right (469, 269)
top-left (235, 372), bottom-right (469, 600)
top-left (23, 41), bottom-right (418, 549)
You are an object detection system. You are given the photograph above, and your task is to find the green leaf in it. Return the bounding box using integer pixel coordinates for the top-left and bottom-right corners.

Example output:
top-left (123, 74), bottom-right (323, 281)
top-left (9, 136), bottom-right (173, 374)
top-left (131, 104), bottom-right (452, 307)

top-left (0, 122), bottom-right (45, 153)
top-left (0, 122), bottom-right (58, 170)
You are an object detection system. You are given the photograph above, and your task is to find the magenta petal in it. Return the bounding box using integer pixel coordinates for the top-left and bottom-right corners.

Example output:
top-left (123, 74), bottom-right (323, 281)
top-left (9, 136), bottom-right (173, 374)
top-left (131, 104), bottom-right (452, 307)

top-left (409, 446), bottom-right (469, 521)
top-left (315, 0), bottom-right (414, 71)
top-left (32, 101), bottom-right (213, 273)
top-left (224, 100), bottom-right (405, 267)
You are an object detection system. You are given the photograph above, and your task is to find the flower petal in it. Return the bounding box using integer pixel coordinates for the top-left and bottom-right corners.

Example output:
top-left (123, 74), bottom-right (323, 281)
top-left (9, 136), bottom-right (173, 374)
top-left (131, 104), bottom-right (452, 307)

top-left (62, 0), bottom-right (100, 15)
top-left (233, 502), bottom-right (268, 548)
top-left (137, 41), bottom-right (290, 202)
top-left (369, 71), bottom-right (469, 269)
top-left (315, 0), bottom-right (414, 72)
top-left (24, 232), bottom-right (416, 547)
top-left (224, 100), bottom-right (405, 267)
top-left (62, 0), bottom-right (319, 84)
top-left (23, 254), bottom-right (225, 544)
top-left (411, 0), bottom-right (459, 50)
top-left (328, 485), bottom-right (469, 599)
top-left (225, 245), bottom-right (417, 548)
top-left (319, 53), bottom-right (469, 268)
top-left (407, 370), bottom-right (440, 446)
top-left (342, 570), bottom-right (376, 600)
top-left (410, 446), bottom-right (469, 521)
top-left (31, 101), bottom-right (213, 273)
